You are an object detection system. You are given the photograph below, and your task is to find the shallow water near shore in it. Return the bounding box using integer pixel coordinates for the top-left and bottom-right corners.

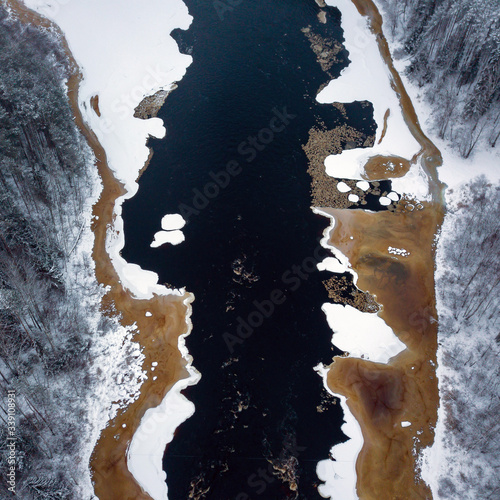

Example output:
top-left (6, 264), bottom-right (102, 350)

top-left (120, 0), bottom-right (380, 497)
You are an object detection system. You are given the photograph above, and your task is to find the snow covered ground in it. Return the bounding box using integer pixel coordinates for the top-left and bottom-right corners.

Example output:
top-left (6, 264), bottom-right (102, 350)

top-left (22, 0), bottom-right (194, 300)
top-left (418, 180), bottom-right (500, 499)
top-left (317, 0), bottom-right (421, 187)
top-left (20, 1), bottom-right (200, 498)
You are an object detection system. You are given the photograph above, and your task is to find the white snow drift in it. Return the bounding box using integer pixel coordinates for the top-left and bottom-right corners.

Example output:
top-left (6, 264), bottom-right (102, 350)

top-left (151, 213), bottom-right (187, 247)
top-left (322, 303), bottom-right (406, 364)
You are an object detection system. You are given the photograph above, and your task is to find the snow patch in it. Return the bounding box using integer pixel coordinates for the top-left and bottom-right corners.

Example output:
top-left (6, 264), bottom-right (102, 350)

top-left (388, 246), bottom-right (410, 257)
top-left (356, 180), bottom-right (370, 191)
top-left (337, 181), bottom-right (352, 193)
top-left (161, 213), bottom-right (186, 231)
top-left (315, 364), bottom-right (362, 500)
top-left (317, 257), bottom-right (347, 274)
top-left (322, 303), bottom-right (406, 364)
top-left (118, 262), bottom-right (182, 299)
top-left (151, 229), bottom-right (185, 247)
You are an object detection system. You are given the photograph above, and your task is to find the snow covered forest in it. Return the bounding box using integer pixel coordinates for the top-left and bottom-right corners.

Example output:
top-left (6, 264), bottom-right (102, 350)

top-left (376, 1), bottom-right (500, 496)
top-left (379, 0), bottom-right (500, 157)
top-left (0, 7), bottom-right (144, 498)
top-left (423, 179), bottom-right (500, 499)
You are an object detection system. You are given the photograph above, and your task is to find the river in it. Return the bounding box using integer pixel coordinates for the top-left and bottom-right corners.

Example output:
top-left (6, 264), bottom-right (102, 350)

top-left (120, 0), bottom-right (383, 498)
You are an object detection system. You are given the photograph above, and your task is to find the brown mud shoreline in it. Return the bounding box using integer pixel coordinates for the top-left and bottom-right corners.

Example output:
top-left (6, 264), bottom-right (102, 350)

top-left (6, 1), bottom-right (191, 499)
top-left (313, 0), bottom-right (446, 498)
top-left (322, 204), bottom-right (443, 499)
top-left (350, 0), bottom-right (444, 201)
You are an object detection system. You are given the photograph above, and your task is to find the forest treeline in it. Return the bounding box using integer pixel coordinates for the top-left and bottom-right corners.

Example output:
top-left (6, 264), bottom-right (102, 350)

top-left (425, 178), bottom-right (500, 498)
top-left (379, 0), bottom-right (500, 157)
top-left (0, 7), bottom-right (143, 498)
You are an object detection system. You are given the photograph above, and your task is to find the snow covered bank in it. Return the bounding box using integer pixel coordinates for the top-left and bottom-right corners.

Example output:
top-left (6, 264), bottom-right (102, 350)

top-left (23, 0), bottom-right (193, 300)
top-left (373, 0), bottom-right (500, 160)
top-left (312, 0), bottom-right (438, 495)
top-left (22, 0), bottom-right (192, 192)
top-left (318, 0), bottom-right (421, 188)
top-left (128, 295), bottom-right (201, 500)
top-left (368, 2), bottom-right (500, 497)
top-left (20, 1), bottom-right (198, 498)
top-left (68, 168), bottom-right (148, 499)
top-left (314, 202), bottom-right (407, 498)
top-left (315, 364), bottom-right (363, 500)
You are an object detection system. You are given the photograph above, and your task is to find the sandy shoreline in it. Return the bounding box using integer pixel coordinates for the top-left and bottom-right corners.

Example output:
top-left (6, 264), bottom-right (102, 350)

top-left (319, 204), bottom-right (443, 499)
top-left (87, 100), bottom-right (193, 500)
top-left (311, 0), bottom-right (446, 498)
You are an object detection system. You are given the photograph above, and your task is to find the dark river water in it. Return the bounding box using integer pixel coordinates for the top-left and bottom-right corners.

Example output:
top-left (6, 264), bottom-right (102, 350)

top-left (121, 0), bottom-right (377, 498)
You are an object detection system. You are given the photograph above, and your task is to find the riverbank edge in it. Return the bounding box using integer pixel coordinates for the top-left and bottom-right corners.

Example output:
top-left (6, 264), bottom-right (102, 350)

top-left (6, 1), bottom-right (196, 499)
top-left (314, 0), bottom-right (446, 498)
